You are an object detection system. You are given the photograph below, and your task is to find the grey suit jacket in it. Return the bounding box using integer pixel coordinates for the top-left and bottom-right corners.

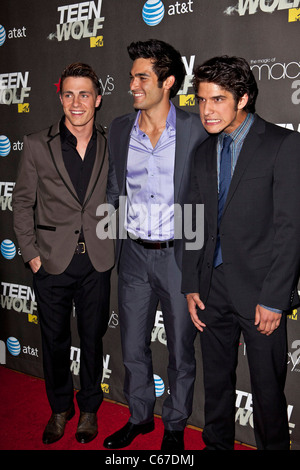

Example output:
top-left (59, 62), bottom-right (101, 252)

top-left (107, 105), bottom-right (208, 270)
top-left (13, 121), bottom-right (115, 274)
top-left (182, 114), bottom-right (300, 318)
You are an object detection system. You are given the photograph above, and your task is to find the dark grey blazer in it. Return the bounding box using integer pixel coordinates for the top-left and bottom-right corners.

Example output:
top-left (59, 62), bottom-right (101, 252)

top-left (13, 121), bottom-right (115, 275)
top-left (182, 114), bottom-right (300, 318)
top-left (107, 106), bottom-right (208, 270)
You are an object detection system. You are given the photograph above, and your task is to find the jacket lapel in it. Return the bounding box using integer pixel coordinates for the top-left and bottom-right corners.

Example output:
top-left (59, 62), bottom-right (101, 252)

top-left (83, 124), bottom-right (106, 207)
top-left (46, 121), bottom-right (107, 208)
top-left (222, 115), bottom-right (264, 216)
top-left (174, 108), bottom-right (190, 202)
top-left (207, 136), bottom-right (219, 219)
top-left (118, 114), bottom-right (136, 195)
top-left (47, 122), bottom-right (81, 205)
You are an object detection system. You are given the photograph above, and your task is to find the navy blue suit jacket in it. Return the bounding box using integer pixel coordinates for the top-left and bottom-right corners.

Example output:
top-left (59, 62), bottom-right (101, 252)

top-left (182, 114), bottom-right (300, 318)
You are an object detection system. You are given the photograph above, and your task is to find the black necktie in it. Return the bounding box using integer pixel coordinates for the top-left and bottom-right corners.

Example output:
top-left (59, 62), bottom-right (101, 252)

top-left (213, 135), bottom-right (232, 267)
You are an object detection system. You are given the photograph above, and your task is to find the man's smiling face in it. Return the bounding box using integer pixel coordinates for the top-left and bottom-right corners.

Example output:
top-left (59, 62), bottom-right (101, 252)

top-left (129, 57), bottom-right (166, 111)
top-left (60, 76), bottom-right (101, 132)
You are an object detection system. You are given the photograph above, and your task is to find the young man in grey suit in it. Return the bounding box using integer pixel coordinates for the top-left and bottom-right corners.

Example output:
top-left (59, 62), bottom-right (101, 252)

top-left (13, 63), bottom-right (115, 445)
top-left (103, 39), bottom-right (207, 451)
top-left (182, 56), bottom-right (300, 450)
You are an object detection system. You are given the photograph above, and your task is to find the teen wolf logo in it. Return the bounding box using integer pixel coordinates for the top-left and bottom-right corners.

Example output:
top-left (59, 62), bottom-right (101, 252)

top-left (0, 71), bottom-right (31, 105)
top-left (51, 0), bottom-right (105, 42)
top-left (225, 0), bottom-right (300, 16)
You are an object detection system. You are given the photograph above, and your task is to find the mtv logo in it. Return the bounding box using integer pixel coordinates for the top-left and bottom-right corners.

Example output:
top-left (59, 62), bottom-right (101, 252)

top-left (179, 94), bottom-right (195, 107)
top-left (288, 8), bottom-right (300, 22)
top-left (101, 383), bottom-right (109, 393)
top-left (288, 308), bottom-right (298, 320)
top-left (18, 103), bottom-right (30, 113)
top-left (28, 314), bottom-right (38, 324)
top-left (90, 36), bottom-right (103, 48)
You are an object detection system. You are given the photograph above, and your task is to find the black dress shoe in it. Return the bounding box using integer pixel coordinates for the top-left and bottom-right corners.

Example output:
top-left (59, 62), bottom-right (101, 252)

top-left (161, 430), bottom-right (184, 451)
top-left (75, 412), bottom-right (98, 444)
top-left (103, 420), bottom-right (155, 449)
top-left (42, 404), bottom-right (75, 444)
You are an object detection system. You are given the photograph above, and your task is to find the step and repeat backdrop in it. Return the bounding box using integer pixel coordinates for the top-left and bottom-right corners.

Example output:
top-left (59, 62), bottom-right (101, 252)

top-left (1, 0), bottom-right (300, 449)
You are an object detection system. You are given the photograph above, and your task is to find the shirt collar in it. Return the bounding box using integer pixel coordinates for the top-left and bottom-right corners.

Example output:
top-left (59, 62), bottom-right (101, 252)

top-left (59, 116), bottom-right (97, 148)
top-left (219, 112), bottom-right (255, 145)
top-left (166, 101), bottom-right (176, 131)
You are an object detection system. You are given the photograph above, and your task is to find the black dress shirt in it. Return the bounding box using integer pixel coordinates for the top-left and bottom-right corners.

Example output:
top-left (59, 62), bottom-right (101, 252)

top-left (60, 118), bottom-right (97, 241)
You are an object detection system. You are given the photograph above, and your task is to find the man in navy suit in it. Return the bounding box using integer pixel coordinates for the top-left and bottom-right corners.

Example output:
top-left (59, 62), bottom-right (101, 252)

top-left (103, 39), bottom-right (207, 451)
top-left (182, 56), bottom-right (300, 450)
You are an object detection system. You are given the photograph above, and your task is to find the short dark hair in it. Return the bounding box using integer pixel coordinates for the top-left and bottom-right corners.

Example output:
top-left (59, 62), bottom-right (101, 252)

top-left (127, 39), bottom-right (185, 98)
top-left (193, 56), bottom-right (258, 113)
top-left (60, 62), bottom-right (102, 96)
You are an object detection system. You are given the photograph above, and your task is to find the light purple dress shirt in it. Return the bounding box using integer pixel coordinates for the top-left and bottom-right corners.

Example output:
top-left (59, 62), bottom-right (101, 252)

top-left (126, 102), bottom-right (176, 241)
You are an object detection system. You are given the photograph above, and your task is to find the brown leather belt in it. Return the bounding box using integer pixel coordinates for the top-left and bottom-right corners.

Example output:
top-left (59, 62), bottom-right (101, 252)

top-left (130, 236), bottom-right (174, 250)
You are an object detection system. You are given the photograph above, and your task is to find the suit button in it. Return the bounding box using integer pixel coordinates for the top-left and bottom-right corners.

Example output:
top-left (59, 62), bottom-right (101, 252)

top-left (75, 230), bottom-right (80, 234)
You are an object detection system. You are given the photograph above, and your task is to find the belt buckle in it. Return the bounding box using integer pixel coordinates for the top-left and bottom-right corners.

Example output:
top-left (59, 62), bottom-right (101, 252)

top-left (151, 242), bottom-right (162, 249)
top-left (79, 242), bottom-right (85, 253)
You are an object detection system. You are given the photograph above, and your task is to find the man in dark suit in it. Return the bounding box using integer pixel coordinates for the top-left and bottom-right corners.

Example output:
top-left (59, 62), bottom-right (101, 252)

top-left (182, 56), bottom-right (300, 450)
top-left (103, 39), bottom-right (207, 451)
top-left (12, 63), bottom-right (115, 445)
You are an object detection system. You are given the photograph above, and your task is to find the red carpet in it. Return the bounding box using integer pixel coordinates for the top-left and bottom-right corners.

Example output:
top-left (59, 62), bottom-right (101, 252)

top-left (0, 366), bottom-right (253, 452)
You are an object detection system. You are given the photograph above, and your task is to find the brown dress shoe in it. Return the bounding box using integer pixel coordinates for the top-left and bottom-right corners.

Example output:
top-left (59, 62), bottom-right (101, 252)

top-left (42, 405), bottom-right (75, 444)
top-left (75, 412), bottom-right (98, 444)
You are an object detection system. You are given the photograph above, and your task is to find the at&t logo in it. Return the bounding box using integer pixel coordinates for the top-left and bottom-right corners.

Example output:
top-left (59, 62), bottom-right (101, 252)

top-left (0, 239), bottom-right (16, 259)
top-left (3, 337), bottom-right (39, 360)
top-left (142, 0), bottom-right (194, 26)
top-left (154, 374), bottom-right (165, 397)
top-left (0, 25), bottom-right (6, 46)
top-left (142, 0), bottom-right (165, 26)
top-left (0, 136), bottom-right (11, 157)
top-left (0, 24), bottom-right (27, 45)
top-left (6, 337), bottom-right (21, 356)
